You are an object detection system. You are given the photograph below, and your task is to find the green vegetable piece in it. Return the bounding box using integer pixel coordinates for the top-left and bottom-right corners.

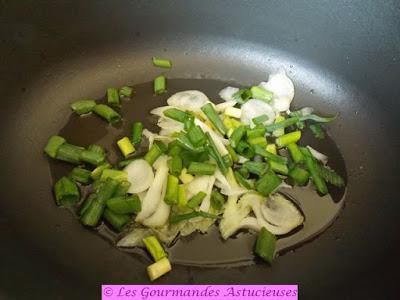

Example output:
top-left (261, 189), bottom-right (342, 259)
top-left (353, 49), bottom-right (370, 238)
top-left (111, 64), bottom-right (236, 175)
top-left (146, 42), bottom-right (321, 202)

top-left (106, 194), bottom-right (141, 214)
top-left (318, 165), bottom-right (345, 187)
top-left (168, 156), bottom-right (183, 176)
top-left (144, 143), bottom-right (163, 166)
top-left (287, 143), bottom-right (304, 163)
top-left (87, 144), bottom-right (106, 156)
top-left (91, 162), bottom-right (112, 180)
top-left (289, 166), bottom-right (309, 186)
top-left (269, 161), bottom-right (289, 175)
top-left (119, 86), bottom-right (134, 98)
top-left (103, 208), bottom-right (130, 232)
top-left (80, 149), bottom-right (105, 166)
top-left (164, 175), bottom-right (179, 205)
top-left (70, 100), bottom-right (96, 115)
top-left (252, 114), bottom-right (269, 125)
top-left (226, 144), bottom-right (239, 163)
top-left (163, 108), bottom-right (189, 123)
top-left (253, 144), bottom-right (288, 165)
top-left (143, 235), bottom-right (168, 262)
top-left (80, 193), bottom-right (96, 216)
top-left (131, 122), bottom-right (144, 145)
top-left (96, 178), bottom-right (119, 204)
top-left (187, 125), bottom-right (206, 146)
top-left (169, 211), bottom-right (218, 224)
top-left (93, 104), bottom-right (121, 124)
top-left (154, 75), bottom-right (167, 95)
top-left (187, 162), bottom-right (216, 175)
top-left (56, 143), bottom-right (84, 164)
top-left (201, 103), bottom-right (227, 135)
top-left (113, 180), bottom-right (132, 197)
top-left (255, 171), bottom-right (282, 196)
top-left (250, 86), bottom-right (273, 102)
top-left (70, 167), bottom-right (92, 184)
top-left (210, 190), bottom-right (225, 210)
top-left (229, 125), bottom-right (247, 148)
top-left (100, 169), bottom-right (128, 181)
top-left (255, 227), bottom-right (276, 264)
top-left (234, 171), bottom-right (253, 189)
top-left (44, 135), bottom-right (66, 158)
top-left (80, 199), bottom-right (105, 227)
top-left (265, 117), bottom-right (300, 132)
top-left (301, 147), bottom-right (328, 195)
top-left (54, 176), bottom-right (80, 207)
top-left (275, 131), bottom-right (301, 148)
top-left (310, 124), bottom-right (325, 139)
top-left (187, 191), bottom-right (207, 209)
top-left (246, 126), bottom-right (266, 139)
top-left (177, 184), bottom-right (188, 208)
top-left (175, 132), bottom-right (205, 153)
top-left (243, 161), bottom-right (269, 176)
top-left (205, 132), bottom-right (229, 175)
top-left (152, 57), bottom-right (172, 69)
top-left (107, 87), bottom-right (120, 107)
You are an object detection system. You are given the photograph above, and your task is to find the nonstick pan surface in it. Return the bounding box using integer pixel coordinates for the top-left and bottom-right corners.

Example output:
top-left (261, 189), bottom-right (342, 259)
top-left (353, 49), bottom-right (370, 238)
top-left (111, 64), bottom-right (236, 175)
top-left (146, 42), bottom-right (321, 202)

top-left (0, 1), bottom-right (399, 299)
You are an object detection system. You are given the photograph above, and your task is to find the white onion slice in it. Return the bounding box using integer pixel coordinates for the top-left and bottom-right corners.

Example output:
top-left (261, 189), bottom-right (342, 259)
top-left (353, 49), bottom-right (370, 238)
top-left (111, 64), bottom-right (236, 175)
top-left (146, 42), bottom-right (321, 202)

top-left (116, 228), bottom-right (152, 248)
top-left (167, 90), bottom-right (209, 112)
top-left (307, 145), bottom-right (328, 164)
top-left (215, 100), bottom-right (236, 112)
top-left (219, 86), bottom-right (239, 102)
top-left (240, 99), bottom-right (275, 128)
top-left (124, 159), bottom-right (154, 194)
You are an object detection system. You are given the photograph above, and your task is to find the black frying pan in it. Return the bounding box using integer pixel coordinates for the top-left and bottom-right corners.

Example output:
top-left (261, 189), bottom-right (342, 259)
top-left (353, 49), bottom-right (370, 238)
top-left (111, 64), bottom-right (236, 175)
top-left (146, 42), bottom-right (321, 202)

top-left (1, 1), bottom-right (399, 299)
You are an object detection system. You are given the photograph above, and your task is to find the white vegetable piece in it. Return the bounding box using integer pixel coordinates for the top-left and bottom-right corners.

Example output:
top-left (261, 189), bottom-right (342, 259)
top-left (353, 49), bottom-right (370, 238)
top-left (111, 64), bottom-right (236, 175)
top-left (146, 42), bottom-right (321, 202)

top-left (157, 118), bottom-right (184, 132)
top-left (199, 175), bottom-right (216, 212)
top-left (215, 100), bottom-right (236, 112)
top-left (240, 99), bottom-right (275, 127)
top-left (186, 175), bottom-right (213, 199)
top-left (142, 129), bottom-right (172, 149)
top-left (261, 193), bottom-right (304, 228)
top-left (214, 169), bottom-right (247, 197)
top-left (219, 86), bottom-right (239, 102)
top-left (150, 106), bottom-right (176, 117)
top-left (116, 228), bottom-right (152, 248)
top-left (224, 107), bottom-right (242, 118)
top-left (142, 196), bottom-right (171, 228)
top-left (307, 145), bottom-right (328, 164)
top-left (147, 257), bottom-right (172, 281)
top-left (219, 195), bottom-right (252, 239)
top-left (167, 90), bottom-right (209, 113)
top-left (135, 156), bottom-right (169, 223)
top-left (259, 69), bottom-right (295, 112)
top-left (124, 159), bottom-right (155, 194)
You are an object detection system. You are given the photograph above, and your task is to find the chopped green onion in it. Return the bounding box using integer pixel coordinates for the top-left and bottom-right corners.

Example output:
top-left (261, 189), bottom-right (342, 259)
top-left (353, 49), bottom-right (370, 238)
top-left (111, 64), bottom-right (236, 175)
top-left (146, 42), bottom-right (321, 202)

top-left (70, 167), bottom-right (92, 184)
top-left (310, 124), bottom-right (325, 139)
top-left (201, 103), bottom-right (227, 135)
top-left (147, 257), bottom-right (172, 281)
top-left (255, 227), bottom-right (276, 264)
top-left (167, 140), bottom-right (182, 156)
top-left (289, 166), bottom-right (309, 186)
top-left (154, 75), bottom-right (167, 95)
top-left (187, 162), bottom-right (216, 176)
top-left (253, 144), bottom-right (288, 165)
top-left (318, 165), bottom-right (345, 187)
top-left (106, 194), bottom-right (141, 214)
top-left (177, 184), bottom-right (188, 208)
top-left (222, 154), bottom-right (233, 168)
top-left (80, 199), bottom-right (105, 227)
top-left (70, 99), bottom-right (97, 115)
top-left (152, 57), bottom-right (172, 69)
top-left (80, 193), bottom-right (96, 216)
top-left (100, 169), bottom-right (128, 181)
top-left (236, 140), bottom-right (255, 159)
top-left (180, 150), bottom-right (209, 168)
top-left (44, 135), bottom-right (66, 158)
top-left (255, 171), bottom-right (282, 196)
top-left (275, 131), bottom-right (301, 148)
top-left (163, 108), bottom-right (190, 123)
top-left (287, 143), bottom-right (304, 163)
top-left (184, 114), bottom-right (195, 131)
top-left (169, 210), bottom-right (218, 224)
top-left (117, 137), bottom-right (135, 157)
top-left (56, 143), bottom-right (84, 164)
top-left (175, 132), bottom-right (205, 153)
top-left (205, 132), bottom-right (228, 175)
top-left (250, 86), bottom-right (273, 102)
top-left (96, 178), bottom-right (120, 204)
top-left (269, 161), bottom-right (289, 175)
top-left (119, 86), bottom-right (134, 98)
top-left (246, 126), bottom-right (266, 139)
top-left (211, 190), bottom-right (225, 210)
top-left (229, 125), bottom-right (246, 148)
top-left (243, 161), bottom-right (269, 176)
top-left (238, 166), bottom-right (250, 178)
top-left (91, 162), bottom-right (112, 180)
top-left (93, 104), bottom-right (121, 124)
top-left (252, 114), bottom-right (269, 125)
top-left (266, 144), bottom-right (277, 155)
top-left (272, 115), bottom-right (285, 137)
top-left (164, 175), bottom-right (179, 205)
top-left (131, 122), bottom-right (144, 145)
top-left (103, 208), bottom-right (130, 232)
top-left (87, 144), bottom-right (106, 156)
top-left (144, 143), bottom-right (163, 166)
top-left (113, 180), bottom-right (132, 197)
top-left (234, 171), bottom-right (253, 189)
top-left (187, 125), bottom-right (206, 146)
top-left (107, 88), bottom-right (120, 107)
top-left (300, 113), bottom-right (338, 123)
top-left (118, 158), bottom-right (137, 168)
top-left (247, 136), bottom-right (268, 147)
top-left (226, 144), bottom-right (239, 163)
top-left (301, 147), bottom-right (328, 194)
top-left (54, 176), bottom-right (80, 206)
top-left (265, 117), bottom-right (300, 132)
top-left (80, 149), bottom-right (105, 166)
top-left (143, 235), bottom-right (167, 263)
top-left (168, 156), bottom-right (183, 176)
top-left (187, 191), bottom-right (207, 209)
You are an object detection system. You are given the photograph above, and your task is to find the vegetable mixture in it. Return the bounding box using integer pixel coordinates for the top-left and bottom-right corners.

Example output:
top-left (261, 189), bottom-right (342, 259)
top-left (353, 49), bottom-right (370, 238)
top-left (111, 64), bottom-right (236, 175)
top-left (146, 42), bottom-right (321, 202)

top-left (44, 58), bottom-right (345, 281)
